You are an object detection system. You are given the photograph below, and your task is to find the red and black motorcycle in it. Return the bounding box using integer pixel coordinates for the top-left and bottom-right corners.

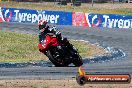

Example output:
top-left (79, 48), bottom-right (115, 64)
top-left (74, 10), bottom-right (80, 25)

top-left (38, 31), bottom-right (83, 67)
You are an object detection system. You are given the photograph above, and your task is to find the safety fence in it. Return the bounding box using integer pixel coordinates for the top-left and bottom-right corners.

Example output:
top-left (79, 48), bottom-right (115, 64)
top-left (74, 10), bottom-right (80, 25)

top-left (0, 7), bottom-right (132, 28)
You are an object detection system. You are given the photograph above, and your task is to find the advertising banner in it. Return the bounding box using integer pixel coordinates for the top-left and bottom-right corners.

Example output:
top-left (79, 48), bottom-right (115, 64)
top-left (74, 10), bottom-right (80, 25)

top-left (88, 13), bottom-right (132, 28)
top-left (72, 12), bottom-right (89, 26)
top-left (1, 7), bottom-right (131, 28)
top-left (0, 7), bottom-right (5, 22)
top-left (72, 12), bottom-right (132, 28)
top-left (0, 7), bottom-right (72, 25)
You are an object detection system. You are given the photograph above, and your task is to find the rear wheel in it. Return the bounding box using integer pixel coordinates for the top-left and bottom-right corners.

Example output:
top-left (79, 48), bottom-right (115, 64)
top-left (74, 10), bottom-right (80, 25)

top-left (46, 50), bottom-right (69, 67)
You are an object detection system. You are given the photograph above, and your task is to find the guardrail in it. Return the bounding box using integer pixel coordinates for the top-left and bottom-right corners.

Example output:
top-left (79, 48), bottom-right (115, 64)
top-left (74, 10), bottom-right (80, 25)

top-left (0, 7), bottom-right (132, 28)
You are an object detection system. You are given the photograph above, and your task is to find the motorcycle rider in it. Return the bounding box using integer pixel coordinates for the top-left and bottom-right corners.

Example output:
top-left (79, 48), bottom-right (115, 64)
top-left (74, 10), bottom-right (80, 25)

top-left (37, 20), bottom-right (73, 55)
top-left (38, 20), bottom-right (57, 53)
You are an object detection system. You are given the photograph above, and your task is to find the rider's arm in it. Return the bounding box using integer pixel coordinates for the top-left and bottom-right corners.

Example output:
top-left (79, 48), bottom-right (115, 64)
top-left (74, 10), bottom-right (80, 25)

top-left (38, 35), bottom-right (52, 50)
top-left (49, 26), bottom-right (62, 40)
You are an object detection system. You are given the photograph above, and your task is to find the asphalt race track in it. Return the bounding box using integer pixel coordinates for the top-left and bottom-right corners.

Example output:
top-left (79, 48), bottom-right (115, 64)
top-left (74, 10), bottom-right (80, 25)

top-left (0, 22), bottom-right (132, 79)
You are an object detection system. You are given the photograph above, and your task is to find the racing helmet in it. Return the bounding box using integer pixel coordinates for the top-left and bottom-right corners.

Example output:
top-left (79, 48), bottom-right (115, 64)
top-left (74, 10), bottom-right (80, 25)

top-left (38, 20), bottom-right (48, 30)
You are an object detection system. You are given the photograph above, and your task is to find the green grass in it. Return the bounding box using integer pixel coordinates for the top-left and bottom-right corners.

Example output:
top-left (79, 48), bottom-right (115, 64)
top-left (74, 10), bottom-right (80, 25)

top-left (0, 31), bottom-right (103, 62)
top-left (106, 85), bottom-right (113, 88)
top-left (0, 1), bottom-right (132, 15)
top-left (43, 85), bottom-right (49, 88)
top-left (31, 85), bottom-right (38, 88)
top-left (0, 31), bottom-right (46, 62)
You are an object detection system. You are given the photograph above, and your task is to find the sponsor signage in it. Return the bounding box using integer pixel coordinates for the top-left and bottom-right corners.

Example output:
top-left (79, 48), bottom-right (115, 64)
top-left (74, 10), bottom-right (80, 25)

top-left (72, 12), bottom-right (89, 26)
top-left (0, 7), bottom-right (72, 25)
top-left (88, 13), bottom-right (132, 28)
top-left (76, 67), bottom-right (131, 85)
top-left (1, 7), bottom-right (132, 28)
top-left (72, 12), bottom-right (132, 28)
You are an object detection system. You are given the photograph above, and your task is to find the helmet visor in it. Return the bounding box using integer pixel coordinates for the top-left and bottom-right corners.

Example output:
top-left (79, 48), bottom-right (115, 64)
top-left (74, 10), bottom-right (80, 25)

top-left (39, 24), bottom-right (46, 30)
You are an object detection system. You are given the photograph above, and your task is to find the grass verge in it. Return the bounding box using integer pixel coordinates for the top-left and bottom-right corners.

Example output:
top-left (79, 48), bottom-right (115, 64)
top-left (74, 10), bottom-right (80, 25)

top-left (0, 1), bottom-right (132, 15)
top-left (0, 31), bottom-right (106, 62)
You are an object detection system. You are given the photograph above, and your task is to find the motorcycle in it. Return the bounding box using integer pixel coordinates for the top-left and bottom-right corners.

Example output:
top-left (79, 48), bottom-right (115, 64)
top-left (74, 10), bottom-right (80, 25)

top-left (38, 28), bottom-right (83, 67)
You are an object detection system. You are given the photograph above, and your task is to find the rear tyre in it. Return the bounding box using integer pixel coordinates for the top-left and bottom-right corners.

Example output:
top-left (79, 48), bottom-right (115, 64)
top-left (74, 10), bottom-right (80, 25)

top-left (46, 50), bottom-right (69, 67)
